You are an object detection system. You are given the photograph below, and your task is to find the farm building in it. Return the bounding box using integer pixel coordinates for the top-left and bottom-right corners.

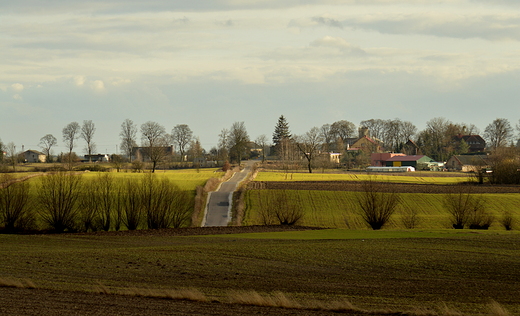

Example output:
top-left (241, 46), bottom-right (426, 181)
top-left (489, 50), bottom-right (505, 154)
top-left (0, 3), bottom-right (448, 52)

top-left (23, 150), bottom-right (46, 163)
top-left (367, 166), bottom-right (415, 172)
top-left (385, 155), bottom-right (438, 170)
top-left (370, 153), bottom-right (406, 167)
top-left (446, 154), bottom-right (488, 172)
top-left (83, 154), bottom-right (110, 162)
top-left (452, 134), bottom-right (486, 152)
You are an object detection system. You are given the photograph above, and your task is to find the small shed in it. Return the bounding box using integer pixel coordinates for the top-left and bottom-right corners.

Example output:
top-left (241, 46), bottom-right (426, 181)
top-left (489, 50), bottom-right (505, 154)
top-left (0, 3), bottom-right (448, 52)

top-left (385, 155), bottom-right (435, 170)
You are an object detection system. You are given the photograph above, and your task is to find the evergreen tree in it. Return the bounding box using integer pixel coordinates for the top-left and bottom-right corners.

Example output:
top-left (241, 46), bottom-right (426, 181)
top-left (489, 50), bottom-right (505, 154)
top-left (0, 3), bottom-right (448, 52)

top-left (272, 115), bottom-right (291, 146)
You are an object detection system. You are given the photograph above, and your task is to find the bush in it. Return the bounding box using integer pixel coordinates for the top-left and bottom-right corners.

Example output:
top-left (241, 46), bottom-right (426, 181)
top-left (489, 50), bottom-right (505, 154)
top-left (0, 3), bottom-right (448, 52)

top-left (0, 175), bottom-right (34, 232)
top-left (443, 185), bottom-right (485, 229)
top-left (257, 190), bottom-right (303, 226)
top-left (38, 172), bottom-right (83, 232)
top-left (356, 179), bottom-right (400, 230)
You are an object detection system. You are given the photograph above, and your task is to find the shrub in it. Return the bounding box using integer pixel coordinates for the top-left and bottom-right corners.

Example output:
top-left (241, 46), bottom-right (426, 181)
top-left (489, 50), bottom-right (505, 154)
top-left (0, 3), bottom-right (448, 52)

top-left (500, 211), bottom-right (515, 231)
top-left (443, 185), bottom-right (485, 229)
top-left (258, 190), bottom-right (303, 226)
top-left (38, 172), bottom-right (83, 232)
top-left (0, 175), bottom-right (34, 232)
top-left (356, 179), bottom-right (400, 230)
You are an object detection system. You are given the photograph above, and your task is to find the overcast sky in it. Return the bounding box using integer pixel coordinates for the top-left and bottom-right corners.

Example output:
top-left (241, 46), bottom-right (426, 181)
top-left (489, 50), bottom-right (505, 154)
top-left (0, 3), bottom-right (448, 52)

top-left (2, 0), bottom-right (520, 154)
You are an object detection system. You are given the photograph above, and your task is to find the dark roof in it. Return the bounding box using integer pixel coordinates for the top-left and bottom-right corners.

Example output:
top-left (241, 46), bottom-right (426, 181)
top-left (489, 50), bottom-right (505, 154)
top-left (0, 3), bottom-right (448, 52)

top-left (386, 155), bottom-right (429, 162)
top-left (449, 155), bottom-right (487, 165)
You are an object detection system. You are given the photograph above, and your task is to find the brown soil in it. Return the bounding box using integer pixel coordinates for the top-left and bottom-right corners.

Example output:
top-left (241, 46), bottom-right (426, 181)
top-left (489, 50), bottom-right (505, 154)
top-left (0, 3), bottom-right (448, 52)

top-left (248, 181), bottom-right (520, 194)
top-left (70, 225), bottom-right (324, 237)
top-left (0, 287), bottom-right (367, 316)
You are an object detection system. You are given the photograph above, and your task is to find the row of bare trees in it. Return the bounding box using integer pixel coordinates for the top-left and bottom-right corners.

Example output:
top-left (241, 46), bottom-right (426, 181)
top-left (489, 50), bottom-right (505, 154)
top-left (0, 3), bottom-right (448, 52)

top-left (0, 173), bottom-right (193, 233)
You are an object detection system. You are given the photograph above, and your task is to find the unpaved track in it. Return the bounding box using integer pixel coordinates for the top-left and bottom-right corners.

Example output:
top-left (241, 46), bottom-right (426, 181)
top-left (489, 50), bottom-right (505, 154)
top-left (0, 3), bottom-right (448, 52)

top-left (203, 161), bottom-right (256, 227)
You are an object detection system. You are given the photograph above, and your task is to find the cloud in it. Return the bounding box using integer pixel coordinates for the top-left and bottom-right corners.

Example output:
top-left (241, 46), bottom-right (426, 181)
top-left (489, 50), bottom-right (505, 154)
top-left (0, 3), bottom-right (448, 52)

top-left (11, 83), bottom-right (24, 92)
top-left (310, 36), bottom-right (366, 55)
top-left (74, 76), bottom-right (86, 86)
top-left (91, 80), bottom-right (105, 91)
top-left (341, 13), bottom-right (520, 41)
top-left (311, 16), bottom-right (343, 29)
top-left (13, 94), bottom-right (22, 100)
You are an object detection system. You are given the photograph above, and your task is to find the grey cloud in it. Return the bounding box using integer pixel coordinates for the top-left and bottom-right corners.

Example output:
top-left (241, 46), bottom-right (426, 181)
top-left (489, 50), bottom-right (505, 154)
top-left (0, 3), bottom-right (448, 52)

top-left (311, 17), bottom-right (344, 29)
top-left (340, 14), bottom-right (520, 41)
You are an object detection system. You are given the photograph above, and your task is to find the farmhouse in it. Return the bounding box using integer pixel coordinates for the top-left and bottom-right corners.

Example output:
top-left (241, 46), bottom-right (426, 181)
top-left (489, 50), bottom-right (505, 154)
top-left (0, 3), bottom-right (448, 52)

top-left (446, 154), bottom-right (488, 172)
top-left (83, 154), bottom-right (110, 162)
top-left (23, 150), bottom-right (46, 163)
top-left (452, 134), bottom-right (486, 152)
top-left (385, 155), bottom-right (438, 171)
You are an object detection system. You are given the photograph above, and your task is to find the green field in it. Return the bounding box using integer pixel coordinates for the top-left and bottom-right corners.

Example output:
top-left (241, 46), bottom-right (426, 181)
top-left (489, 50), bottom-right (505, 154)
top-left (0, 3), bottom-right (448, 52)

top-left (255, 171), bottom-right (470, 185)
top-left (1, 230), bottom-right (520, 314)
top-left (243, 190), bottom-right (520, 230)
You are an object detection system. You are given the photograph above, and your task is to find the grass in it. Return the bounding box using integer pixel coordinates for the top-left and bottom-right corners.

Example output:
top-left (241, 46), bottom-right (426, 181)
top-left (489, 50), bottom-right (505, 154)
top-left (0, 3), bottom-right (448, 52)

top-left (242, 190), bottom-right (520, 229)
top-left (254, 171), bottom-right (470, 185)
top-left (1, 230), bottom-right (520, 314)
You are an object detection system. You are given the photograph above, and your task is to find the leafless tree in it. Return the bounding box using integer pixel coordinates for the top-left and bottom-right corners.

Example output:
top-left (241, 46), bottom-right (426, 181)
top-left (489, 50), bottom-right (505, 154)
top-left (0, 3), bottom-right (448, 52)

top-left (320, 124), bottom-right (333, 152)
top-left (0, 175), bottom-right (33, 232)
top-left (120, 119), bottom-right (137, 161)
top-left (356, 179), bottom-right (401, 230)
top-left (443, 185), bottom-right (486, 229)
top-left (5, 142), bottom-right (18, 171)
top-left (172, 124), bottom-right (193, 161)
top-left (330, 120), bottom-right (356, 142)
top-left (62, 122), bottom-right (80, 169)
top-left (484, 118), bottom-right (513, 150)
top-left (96, 173), bottom-right (115, 231)
top-left (38, 172), bottom-right (83, 232)
top-left (77, 180), bottom-right (100, 232)
top-left (294, 127), bottom-right (324, 173)
top-left (257, 190), bottom-right (303, 225)
top-left (359, 119), bottom-right (386, 141)
top-left (39, 134), bottom-right (57, 162)
top-left (81, 120), bottom-right (96, 162)
top-left (141, 121), bottom-right (168, 172)
top-left (255, 134), bottom-right (270, 163)
top-left (228, 121), bottom-right (250, 163)
top-left (121, 178), bottom-right (142, 230)
top-left (218, 128), bottom-right (230, 161)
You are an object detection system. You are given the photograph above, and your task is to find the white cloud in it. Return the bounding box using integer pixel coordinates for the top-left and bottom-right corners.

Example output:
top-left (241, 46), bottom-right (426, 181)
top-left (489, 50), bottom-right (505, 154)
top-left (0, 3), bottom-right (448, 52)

top-left (11, 83), bottom-right (24, 92)
top-left (91, 80), bottom-right (105, 91)
top-left (13, 94), bottom-right (22, 100)
top-left (74, 76), bottom-right (86, 86)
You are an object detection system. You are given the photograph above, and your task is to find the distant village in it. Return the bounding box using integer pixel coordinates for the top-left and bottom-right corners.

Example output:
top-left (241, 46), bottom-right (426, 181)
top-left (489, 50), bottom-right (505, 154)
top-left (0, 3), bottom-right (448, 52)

top-left (1, 116), bottom-right (519, 174)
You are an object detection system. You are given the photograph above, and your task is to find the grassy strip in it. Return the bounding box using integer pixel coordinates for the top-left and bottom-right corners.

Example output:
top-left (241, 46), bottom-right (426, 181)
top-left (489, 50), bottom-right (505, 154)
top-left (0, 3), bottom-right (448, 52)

top-left (254, 171), bottom-right (470, 185)
top-left (242, 190), bottom-right (520, 229)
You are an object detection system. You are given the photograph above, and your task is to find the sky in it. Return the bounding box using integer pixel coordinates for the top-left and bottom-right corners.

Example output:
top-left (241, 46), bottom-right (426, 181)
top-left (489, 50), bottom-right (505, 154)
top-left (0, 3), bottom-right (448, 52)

top-left (2, 0), bottom-right (520, 155)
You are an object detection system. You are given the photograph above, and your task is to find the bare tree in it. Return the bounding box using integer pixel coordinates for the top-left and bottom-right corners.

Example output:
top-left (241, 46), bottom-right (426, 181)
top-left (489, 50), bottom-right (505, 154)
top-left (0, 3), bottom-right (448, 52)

top-left (484, 118), bottom-right (513, 150)
top-left (81, 120), bottom-right (96, 162)
top-left (257, 190), bottom-right (303, 225)
top-left (320, 124), bottom-right (333, 152)
top-left (294, 127), bottom-right (324, 173)
top-left (5, 142), bottom-right (18, 171)
top-left (255, 134), bottom-right (270, 163)
top-left (330, 120), bottom-right (356, 142)
top-left (0, 175), bottom-right (33, 232)
top-left (359, 119), bottom-right (386, 141)
top-left (140, 121), bottom-right (168, 173)
top-left (120, 119), bottom-right (137, 161)
top-left (228, 122), bottom-right (250, 163)
top-left (443, 186), bottom-right (487, 229)
top-left (38, 172), bottom-right (83, 232)
top-left (39, 134), bottom-right (57, 163)
top-left (356, 179), bottom-right (401, 230)
top-left (62, 122), bottom-right (80, 169)
top-left (218, 128), bottom-right (230, 161)
top-left (172, 124), bottom-right (193, 161)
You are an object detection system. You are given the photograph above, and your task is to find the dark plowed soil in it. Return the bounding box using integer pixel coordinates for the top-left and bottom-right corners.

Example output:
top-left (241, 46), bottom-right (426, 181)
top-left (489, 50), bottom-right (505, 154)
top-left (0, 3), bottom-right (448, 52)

top-left (71, 225), bottom-right (324, 237)
top-left (0, 287), bottom-right (368, 316)
top-left (248, 181), bottom-right (520, 194)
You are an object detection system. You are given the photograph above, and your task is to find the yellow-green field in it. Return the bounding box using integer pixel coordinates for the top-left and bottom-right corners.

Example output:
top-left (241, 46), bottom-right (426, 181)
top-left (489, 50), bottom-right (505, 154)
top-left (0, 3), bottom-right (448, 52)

top-left (255, 171), bottom-right (470, 185)
top-left (243, 190), bottom-right (520, 230)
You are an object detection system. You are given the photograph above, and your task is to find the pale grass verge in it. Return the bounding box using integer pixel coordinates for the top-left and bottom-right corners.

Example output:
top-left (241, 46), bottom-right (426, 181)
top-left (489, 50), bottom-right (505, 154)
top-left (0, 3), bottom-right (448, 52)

top-left (92, 285), bottom-right (512, 316)
top-left (0, 277), bottom-right (36, 289)
top-left (93, 283), bottom-right (206, 302)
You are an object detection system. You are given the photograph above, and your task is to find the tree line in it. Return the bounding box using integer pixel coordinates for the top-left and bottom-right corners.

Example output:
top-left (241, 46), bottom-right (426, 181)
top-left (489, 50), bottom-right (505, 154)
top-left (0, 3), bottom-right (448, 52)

top-left (1, 116), bottom-right (520, 172)
top-left (0, 172), bottom-right (192, 233)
